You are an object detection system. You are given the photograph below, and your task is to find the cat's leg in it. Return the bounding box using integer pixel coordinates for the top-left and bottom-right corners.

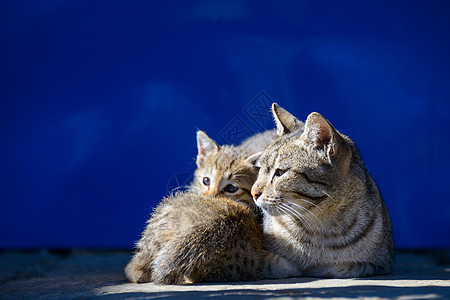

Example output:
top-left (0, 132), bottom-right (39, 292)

top-left (124, 250), bottom-right (153, 283)
top-left (263, 250), bottom-right (302, 279)
top-left (303, 262), bottom-right (387, 278)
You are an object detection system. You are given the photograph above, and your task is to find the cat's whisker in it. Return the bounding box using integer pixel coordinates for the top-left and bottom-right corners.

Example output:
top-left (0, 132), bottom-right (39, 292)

top-left (283, 203), bottom-right (317, 234)
top-left (278, 203), bottom-right (316, 234)
top-left (289, 197), bottom-right (324, 212)
top-left (322, 190), bottom-right (334, 201)
top-left (277, 203), bottom-right (300, 220)
top-left (288, 201), bottom-right (316, 217)
top-left (274, 205), bottom-right (282, 217)
top-left (267, 201), bottom-right (280, 217)
top-left (287, 201), bottom-right (325, 232)
top-left (285, 205), bottom-right (316, 235)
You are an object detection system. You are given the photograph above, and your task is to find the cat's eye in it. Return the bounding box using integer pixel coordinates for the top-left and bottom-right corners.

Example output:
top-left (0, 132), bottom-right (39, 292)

top-left (274, 168), bottom-right (287, 177)
top-left (202, 177), bottom-right (210, 186)
top-left (223, 184), bottom-right (239, 193)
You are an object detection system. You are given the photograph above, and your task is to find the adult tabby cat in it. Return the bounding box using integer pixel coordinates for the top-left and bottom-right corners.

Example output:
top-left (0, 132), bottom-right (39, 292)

top-left (252, 104), bottom-right (394, 278)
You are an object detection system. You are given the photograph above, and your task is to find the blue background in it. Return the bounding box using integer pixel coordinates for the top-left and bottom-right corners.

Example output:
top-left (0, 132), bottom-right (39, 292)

top-left (1, 1), bottom-right (449, 249)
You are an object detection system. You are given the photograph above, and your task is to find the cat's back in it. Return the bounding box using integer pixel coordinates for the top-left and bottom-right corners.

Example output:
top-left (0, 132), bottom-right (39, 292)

top-left (239, 129), bottom-right (278, 154)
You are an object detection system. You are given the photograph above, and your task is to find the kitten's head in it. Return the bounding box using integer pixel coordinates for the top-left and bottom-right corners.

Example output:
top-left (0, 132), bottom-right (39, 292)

top-left (251, 104), bottom-right (353, 218)
top-left (190, 130), bottom-right (260, 212)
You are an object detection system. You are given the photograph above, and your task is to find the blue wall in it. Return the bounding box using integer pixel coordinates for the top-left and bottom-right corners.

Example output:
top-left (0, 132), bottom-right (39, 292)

top-left (1, 1), bottom-right (449, 248)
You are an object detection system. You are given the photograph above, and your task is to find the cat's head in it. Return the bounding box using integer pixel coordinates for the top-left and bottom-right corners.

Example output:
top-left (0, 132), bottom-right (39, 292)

top-left (251, 104), bottom-right (352, 217)
top-left (190, 130), bottom-right (259, 210)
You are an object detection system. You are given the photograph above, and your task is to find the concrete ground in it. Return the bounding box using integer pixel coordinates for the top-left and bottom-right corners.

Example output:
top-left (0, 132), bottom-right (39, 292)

top-left (0, 250), bottom-right (449, 299)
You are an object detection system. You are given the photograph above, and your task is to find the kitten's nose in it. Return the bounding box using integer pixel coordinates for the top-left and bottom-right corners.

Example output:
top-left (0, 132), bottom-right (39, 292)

top-left (206, 189), bottom-right (218, 196)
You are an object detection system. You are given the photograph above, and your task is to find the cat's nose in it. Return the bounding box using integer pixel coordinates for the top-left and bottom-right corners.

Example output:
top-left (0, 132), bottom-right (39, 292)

top-left (252, 191), bottom-right (262, 200)
top-left (251, 186), bottom-right (262, 200)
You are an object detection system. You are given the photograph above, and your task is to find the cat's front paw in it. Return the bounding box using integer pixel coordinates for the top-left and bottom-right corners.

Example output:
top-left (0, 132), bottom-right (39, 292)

top-left (263, 251), bottom-right (302, 279)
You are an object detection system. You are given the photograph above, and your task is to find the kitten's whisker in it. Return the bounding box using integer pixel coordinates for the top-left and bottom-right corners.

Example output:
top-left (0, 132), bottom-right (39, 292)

top-left (170, 185), bottom-right (192, 193)
top-left (186, 186), bottom-right (202, 194)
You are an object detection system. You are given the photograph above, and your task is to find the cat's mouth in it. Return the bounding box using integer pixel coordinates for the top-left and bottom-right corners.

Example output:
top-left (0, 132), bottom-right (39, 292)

top-left (254, 196), bottom-right (283, 216)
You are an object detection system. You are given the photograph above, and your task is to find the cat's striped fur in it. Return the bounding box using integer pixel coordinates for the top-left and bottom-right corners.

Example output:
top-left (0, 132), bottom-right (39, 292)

top-left (252, 104), bottom-right (394, 278)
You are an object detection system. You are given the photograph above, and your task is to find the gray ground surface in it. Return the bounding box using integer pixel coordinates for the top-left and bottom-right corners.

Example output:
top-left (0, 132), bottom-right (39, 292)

top-left (0, 250), bottom-right (449, 299)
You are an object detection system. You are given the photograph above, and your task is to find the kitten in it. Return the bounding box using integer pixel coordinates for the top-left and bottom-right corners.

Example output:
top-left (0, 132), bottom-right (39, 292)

top-left (252, 104), bottom-right (394, 278)
top-left (125, 191), bottom-right (263, 284)
top-left (189, 130), bottom-right (275, 216)
top-left (125, 130), bottom-right (275, 284)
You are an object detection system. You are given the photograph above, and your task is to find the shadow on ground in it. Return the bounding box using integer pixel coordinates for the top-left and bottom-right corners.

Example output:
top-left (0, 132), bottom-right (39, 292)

top-left (0, 250), bottom-right (449, 299)
top-left (93, 286), bottom-right (450, 300)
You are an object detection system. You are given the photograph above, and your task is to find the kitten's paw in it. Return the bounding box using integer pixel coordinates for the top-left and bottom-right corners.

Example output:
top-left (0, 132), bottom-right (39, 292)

top-left (125, 262), bottom-right (152, 283)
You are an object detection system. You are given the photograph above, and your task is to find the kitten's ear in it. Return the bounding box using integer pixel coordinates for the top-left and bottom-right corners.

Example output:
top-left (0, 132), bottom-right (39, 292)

top-left (302, 112), bottom-right (343, 161)
top-left (196, 130), bottom-right (219, 167)
top-left (245, 152), bottom-right (262, 168)
top-left (272, 103), bottom-right (304, 136)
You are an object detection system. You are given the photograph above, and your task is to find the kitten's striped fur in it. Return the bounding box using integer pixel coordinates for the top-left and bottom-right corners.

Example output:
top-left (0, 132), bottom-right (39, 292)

top-left (190, 130), bottom-right (276, 217)
top-left (252, 104), bottom-right (394, 278)
top-left (125, 130), bottom-right (275, 284)
top-left (125, 192), bottom-right (263, 284)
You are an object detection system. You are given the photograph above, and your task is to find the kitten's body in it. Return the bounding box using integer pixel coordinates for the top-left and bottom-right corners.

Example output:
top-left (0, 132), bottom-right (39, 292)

top-left (252, 104), bottom-right (394, 278)
top-left (125, 192), bottom-right (263, 284)
top-left (126, 130), bottom-right (274, 284)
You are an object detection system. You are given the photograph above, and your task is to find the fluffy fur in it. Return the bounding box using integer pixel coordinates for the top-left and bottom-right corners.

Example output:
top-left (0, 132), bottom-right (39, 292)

top-left (125, 192), bottom-right (264, 284)
top-left (125, 130), bottom-right (275, 284)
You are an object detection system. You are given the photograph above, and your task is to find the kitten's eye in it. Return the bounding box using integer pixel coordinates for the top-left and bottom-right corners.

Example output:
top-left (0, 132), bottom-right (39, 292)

top-left (223, 184), bottom-right (239, 193)
top-left (202, 177), bottom-right (210, 186)
top-left (274, 168), bottom-right (287, 177)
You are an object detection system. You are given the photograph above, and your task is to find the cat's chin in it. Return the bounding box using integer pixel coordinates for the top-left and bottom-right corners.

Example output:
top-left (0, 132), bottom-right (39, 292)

top-left (255, 201), bottom-right (282, 217)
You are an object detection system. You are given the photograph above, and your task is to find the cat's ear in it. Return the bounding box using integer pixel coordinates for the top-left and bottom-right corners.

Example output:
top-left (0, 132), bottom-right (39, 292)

top-left (302, 112), bottom-right (343, 162)
top-left (196, 130), bottom-right (219, 167)
top-left (245, 152), bottom-right (262, 168)
top-left (272, 103), bottom-right (304, 136)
